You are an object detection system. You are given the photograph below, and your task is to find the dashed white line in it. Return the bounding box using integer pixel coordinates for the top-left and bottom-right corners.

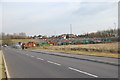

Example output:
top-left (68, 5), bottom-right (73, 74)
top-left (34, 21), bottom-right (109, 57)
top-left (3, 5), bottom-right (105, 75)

top-left (47, 61), bottom-right (61, 66)
top-left (68, 67), bottom-right (98, 78)
top-left (31, 56), bottom-right (34, 57)
top-left (37, 58), bottom-right (44, 60)
top-left (89, 59), bottom-right (96, 61)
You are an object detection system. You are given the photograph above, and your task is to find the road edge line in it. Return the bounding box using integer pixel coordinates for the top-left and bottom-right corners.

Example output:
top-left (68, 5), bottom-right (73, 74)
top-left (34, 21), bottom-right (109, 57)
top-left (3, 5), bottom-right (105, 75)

top-left (2, 51), bottom-right (11, 79)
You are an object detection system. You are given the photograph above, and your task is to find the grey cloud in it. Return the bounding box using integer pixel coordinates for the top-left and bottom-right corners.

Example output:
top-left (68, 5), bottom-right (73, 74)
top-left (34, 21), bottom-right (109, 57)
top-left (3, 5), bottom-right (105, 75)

top-left (73, 2), bottom-right (117, 16)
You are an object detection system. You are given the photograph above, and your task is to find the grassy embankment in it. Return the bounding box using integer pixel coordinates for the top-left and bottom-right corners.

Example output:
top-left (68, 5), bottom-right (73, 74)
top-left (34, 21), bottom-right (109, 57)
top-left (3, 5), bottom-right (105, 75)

top-left (12, 39), bottom-right (37, 44)
top-left (0, 51), bottom-right (6, 79)
top-left (2, 60), bottom-right (6, 79)
top-left (29, 42), bottom-right (120, 58)
top-left (0, 39), bottom-right (36, 45)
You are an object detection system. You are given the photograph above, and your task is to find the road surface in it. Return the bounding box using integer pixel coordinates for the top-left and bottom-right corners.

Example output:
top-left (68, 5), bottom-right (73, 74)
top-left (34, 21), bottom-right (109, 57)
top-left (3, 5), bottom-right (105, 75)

top-left (2, 47), bottom-right (118, 78)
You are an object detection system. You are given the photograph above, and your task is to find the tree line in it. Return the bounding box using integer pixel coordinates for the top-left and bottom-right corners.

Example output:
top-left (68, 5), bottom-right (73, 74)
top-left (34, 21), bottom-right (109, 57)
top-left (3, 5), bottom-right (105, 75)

top-left (0, 29), bottom-right (119, 40)
top-left (0, 32), bottom-right (29, 40)
top-left (77, 29), bottom-right (119, 38)
top-left (0, 32), bottom-right (29, 46)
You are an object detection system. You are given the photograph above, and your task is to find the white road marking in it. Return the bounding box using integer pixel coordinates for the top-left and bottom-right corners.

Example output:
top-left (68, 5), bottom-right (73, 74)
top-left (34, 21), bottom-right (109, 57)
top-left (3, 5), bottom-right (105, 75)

top-left (2, 51), bottom-right (11, 78)
top-left (89, 59), bottom-right (96, 61)
top-left (47, 60), bottom-right (61, 66)
top-left (26, 54), bottom-right (29, 55)
top-left (37, 58), bottom-right (44, 60)
top-left (31, 56), bottom-right (34, 57)
top-left (68, 67), bottom-right (98, 78)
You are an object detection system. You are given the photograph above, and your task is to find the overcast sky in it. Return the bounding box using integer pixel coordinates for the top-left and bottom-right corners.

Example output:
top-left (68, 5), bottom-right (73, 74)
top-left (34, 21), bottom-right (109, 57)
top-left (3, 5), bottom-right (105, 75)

top-left (0, 0), bottom-right (118, 36)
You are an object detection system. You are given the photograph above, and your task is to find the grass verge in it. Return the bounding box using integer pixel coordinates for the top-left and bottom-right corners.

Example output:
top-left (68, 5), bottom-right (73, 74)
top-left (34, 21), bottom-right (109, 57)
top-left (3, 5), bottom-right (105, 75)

top-left (2, 60), bottom-right (6, 79)
top-left (12, 39), bottom-right (37, 44)
top-left (0, 51), bottom-right (6, 80)
top-left (29, 48), bottom-right (120, 58)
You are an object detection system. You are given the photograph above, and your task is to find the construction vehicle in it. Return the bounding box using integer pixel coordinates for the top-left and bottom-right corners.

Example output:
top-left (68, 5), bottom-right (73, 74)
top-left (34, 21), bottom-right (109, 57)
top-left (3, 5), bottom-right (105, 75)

top-left (24, 42), bottom-right (36, 48)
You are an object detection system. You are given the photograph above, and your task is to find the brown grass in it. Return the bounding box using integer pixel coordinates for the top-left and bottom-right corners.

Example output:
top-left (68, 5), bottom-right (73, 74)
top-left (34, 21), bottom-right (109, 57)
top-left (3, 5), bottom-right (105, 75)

top-left (0, 51), bottom-right (6, 79)
top-left (29, 48), bottom-right (120, 58)
top-left (29, 42), bottom-right (119, 58)
top-left (12, 39), bottom-right (37, 44)
top-left (39, 42), bottom-right (119, 53)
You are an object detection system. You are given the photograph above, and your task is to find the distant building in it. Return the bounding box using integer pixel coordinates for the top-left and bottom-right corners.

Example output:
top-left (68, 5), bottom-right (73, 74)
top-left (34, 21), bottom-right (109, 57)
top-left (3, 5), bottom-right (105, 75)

top-left (60, 34), bottom-right (77, 39)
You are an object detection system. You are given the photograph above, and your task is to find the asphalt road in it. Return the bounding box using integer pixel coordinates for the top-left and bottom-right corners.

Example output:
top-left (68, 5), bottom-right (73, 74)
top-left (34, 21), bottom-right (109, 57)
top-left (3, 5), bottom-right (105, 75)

top-left (2, 47), bottom-right (118, 78)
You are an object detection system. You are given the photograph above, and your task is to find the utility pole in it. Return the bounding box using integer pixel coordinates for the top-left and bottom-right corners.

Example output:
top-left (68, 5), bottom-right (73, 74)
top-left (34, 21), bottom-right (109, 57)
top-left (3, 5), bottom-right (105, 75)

top-left (114, 23), bottom-right (117, 37)
top-left (69, 24), bottom-right (72, 40)
top-left (54, 31), bottom-right (56, 37)
top-left (69, 24), bottom-right (72, 45)
top-left (114, 23), bottom-right (116, 29)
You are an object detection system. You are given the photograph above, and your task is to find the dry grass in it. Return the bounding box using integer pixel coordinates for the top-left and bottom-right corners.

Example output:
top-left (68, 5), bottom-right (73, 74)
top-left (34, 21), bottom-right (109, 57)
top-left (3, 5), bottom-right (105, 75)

top-left (0, 39), bottom-right (37, 44)
top-left (42, 42), bottom-right (119, 53)
top-left (29, 48), bottom-right (120, 58)
top-left (29, 42), bottom-right (119, 58)
top-left (2, 61), bottom-right (6, 79)
top-left (0, 51), bottom-right (6, 79)
top-left (12, 39), bottom-right (37, 44)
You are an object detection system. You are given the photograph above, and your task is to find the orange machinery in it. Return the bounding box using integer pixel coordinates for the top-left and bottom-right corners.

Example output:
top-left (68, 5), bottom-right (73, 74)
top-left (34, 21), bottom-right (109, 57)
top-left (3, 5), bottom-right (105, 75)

top-left (24, 42), bottom-right (36, 48)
